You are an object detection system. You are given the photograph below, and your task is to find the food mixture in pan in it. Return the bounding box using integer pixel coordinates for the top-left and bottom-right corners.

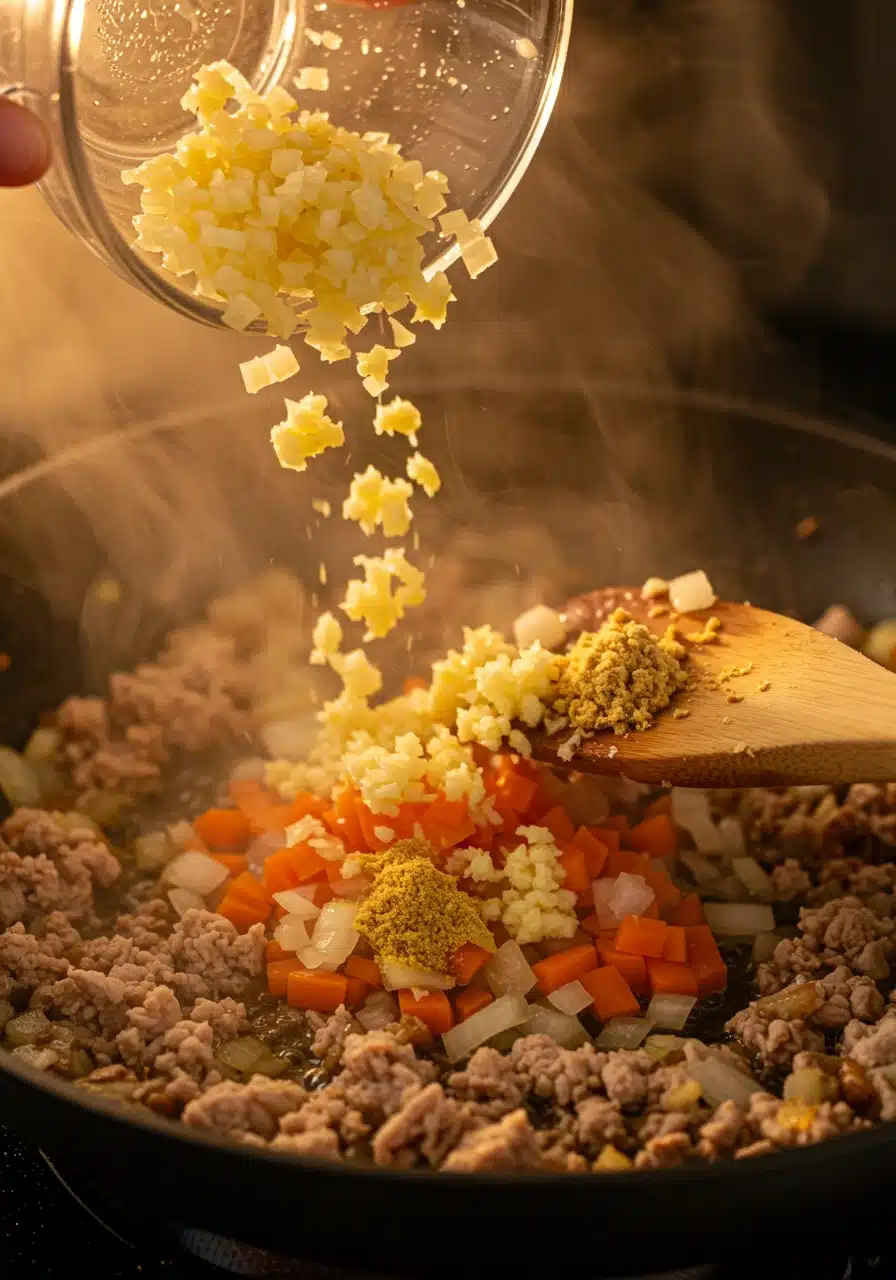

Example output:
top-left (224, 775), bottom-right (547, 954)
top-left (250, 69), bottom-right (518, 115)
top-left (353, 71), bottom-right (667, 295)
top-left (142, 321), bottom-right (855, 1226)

top-left (4, 60), bottom-right (896, 1176)
top-left (2, 570), bottom-right (896, 1175)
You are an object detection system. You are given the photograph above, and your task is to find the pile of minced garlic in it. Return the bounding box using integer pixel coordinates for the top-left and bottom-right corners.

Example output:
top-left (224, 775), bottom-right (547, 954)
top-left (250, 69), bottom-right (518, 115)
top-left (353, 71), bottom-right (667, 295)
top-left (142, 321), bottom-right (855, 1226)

top-left (123, 58), bottom-right (496, 652)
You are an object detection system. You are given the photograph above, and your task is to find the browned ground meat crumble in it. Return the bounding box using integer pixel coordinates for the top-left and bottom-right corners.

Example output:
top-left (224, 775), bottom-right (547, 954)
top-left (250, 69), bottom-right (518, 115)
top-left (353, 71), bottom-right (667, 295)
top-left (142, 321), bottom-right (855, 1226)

top-left (8, 583), bottom-right (896, 1172)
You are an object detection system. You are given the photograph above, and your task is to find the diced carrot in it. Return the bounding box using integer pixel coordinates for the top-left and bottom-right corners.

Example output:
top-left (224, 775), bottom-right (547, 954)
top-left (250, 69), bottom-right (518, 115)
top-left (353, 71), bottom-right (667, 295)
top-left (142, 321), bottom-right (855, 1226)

top-left (210, 853), bottom-right (249, 876)
top-left (492, 765), bottom-right (537, 816)
top-left (182, 835), bottom-right (207, 852)
top-left (354, 798), bottom-right (396, 853)
top-left (267, 957), bottom-right (306, 997)
top-left (595, 940), bottom-right (648, 994)
top-left (581, 965), bottom-right (640, 1020)
top-left (640, 863), bottom-right (682, 909)
top-left (345, 977), bottom-right (369, 1009)
top-left (302, 881), bottom-right (335, 908)
top-left (455, 988), bottom-right (494, 1021)
top-left (557, 843), bottom-right (590, 894)
top-left (403, 676), bottom-right (428, 694)
top-left (266, 939), bottom-right (290, 962)
top-left (327, 788), bottom-right (367, 852)
top-left (228, 778), bottom-right (274, 815)
top-left (229, 779), bottom-right (328, 833)
top-left (420, 796), bottom-right (477, 851)
top-left (571, 827), bottom-right (609, 878)
top-left (643, 794), bottom-right (672, 818)
top-left (601, 814), bottom-right (630, 835)
top-left (589, 826), bottom-right (621, 855)
top-left (662, 925), bottom-right (688, 964)
top-left (540, 805), bottom-right (576, 842)
top-left (390, 801), bottom-right (429, 842)
top-left (192, 807), bottom-right (251, 852)
top-left (262, 845), bottom-right (328, 896)
top-left (531, 944), bottom-right (598, 995)
top-left (274, 905), bottom-right (289, 922)
top-left (217, 895), bottom-right (268, 933)
top-left (684, 924), bottom-right (727, 994)
top-left (263, 795), bottom-right (329, 832)
top-left (605, 849), bottom-right (650, 878)
top-left (398, 989), bottom-right (455, 1035)
top-left (646, 959), bottom-right (698, 997)
top-left (448, 943), bottom-right (491, 986)
top-left (287, 970), bottom-right (348, 1013)
top-left (615, 915), bottom-right (669, 959)
top-left (642, 900), bottom-right (661, 920)
top-left (227, 870), bottom-right (270, 911)
top-left (580, 913), bottom-right (603, 937)
top-left (667, 894), bottom-right (705, 926)
top-left (345, 955), bottom-right (383, 988)
top-left (324, 859), bottom-right (347, 885)
top-left (627, 814), bottom-right (679, 860)
top-left (576, 889), bottom-right (595, 912)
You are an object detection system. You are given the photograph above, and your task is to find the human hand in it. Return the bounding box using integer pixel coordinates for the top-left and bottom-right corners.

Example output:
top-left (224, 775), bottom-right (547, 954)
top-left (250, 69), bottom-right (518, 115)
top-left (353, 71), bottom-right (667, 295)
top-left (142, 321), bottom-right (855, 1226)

top-left (0, 98), bottom-right (50, 186)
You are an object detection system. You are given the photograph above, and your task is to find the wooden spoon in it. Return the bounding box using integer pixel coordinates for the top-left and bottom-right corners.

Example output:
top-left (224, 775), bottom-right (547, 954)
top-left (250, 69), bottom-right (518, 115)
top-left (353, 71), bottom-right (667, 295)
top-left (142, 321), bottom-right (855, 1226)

top-left (532, 589), bottom-right (896, 788)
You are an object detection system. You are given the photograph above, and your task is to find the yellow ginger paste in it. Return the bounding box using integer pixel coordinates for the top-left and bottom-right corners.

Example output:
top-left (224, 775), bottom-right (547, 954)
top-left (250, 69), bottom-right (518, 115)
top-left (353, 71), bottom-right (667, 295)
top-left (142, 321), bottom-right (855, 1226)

top-left (553, 607), bottom-right (687, 735)
top-left (353, 839), bottom-right (495, 973)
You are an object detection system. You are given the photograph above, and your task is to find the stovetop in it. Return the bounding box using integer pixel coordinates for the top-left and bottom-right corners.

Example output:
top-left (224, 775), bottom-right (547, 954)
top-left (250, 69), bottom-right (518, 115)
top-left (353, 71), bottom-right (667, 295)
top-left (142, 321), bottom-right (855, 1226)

top-left (0, 1123), bottom-right (895, 1280)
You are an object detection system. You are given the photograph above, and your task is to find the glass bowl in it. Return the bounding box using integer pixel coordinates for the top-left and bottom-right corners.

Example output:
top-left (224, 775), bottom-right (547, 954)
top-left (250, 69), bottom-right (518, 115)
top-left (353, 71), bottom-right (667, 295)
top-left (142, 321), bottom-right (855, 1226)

top-left (0, 0), bottom-right (572, 328)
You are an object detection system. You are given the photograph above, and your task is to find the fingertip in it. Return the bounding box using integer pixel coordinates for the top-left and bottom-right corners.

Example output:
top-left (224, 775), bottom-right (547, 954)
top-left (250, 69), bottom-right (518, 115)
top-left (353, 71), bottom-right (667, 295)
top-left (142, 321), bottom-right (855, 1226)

top-left (0, 99), bottom-right (50, 187)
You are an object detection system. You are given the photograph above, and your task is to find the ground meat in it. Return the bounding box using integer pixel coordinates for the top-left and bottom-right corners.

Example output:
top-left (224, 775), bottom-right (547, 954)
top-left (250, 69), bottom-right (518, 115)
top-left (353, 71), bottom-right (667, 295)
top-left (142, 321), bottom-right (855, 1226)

top-left (442, 1109), bottom-right (547, 1173)
top-left (113, 898), bottom-right (172, 950)
top-left (371, 1083), bottom-right (471, 1169)
top-left (849, 1015), bottom-right (896, 1070)
top-left (747, 1093), bottom-right (862, 1147)
top-left (183, 1075), bottom-right (307, 1142)
top-left (739, 786), bottom-right (836, 861)
top-left (634, 1131), bottom-right (693, 1170)
top-left (445, 1046), bottom-right (524, 1120)
top-left (770, 859), bottom-right (812, 902)
top-left (509, 1035), bottom-right (605, 1106)
top-left (277, 1089), bottom-right (369, 1149)
top-left (310, 1005), bottom-right (359, 1066)
top-left (165, 910), bottom-right (265, 998)
top-left (601, 1050), bottom-right (652, 1109)
top-left (271, 1126), bottom-right (342, 1161)
top-left (811, 966), bottom-right (885, 1029)
top-left (0, 810), bottom-right (119, 930)
top-left (334, 1030), bottom-right (438, 1122)
top-left (574, 1096), bottom-right (628, 1153)
top-left (727, 1002), bottom-right (824, 1067)
top-left (0, 922), bottom-right (71, 999)
top-left (696, 1100), bottom-right (749, 1159)
top-left (800, 897), bottom-right (895, 975)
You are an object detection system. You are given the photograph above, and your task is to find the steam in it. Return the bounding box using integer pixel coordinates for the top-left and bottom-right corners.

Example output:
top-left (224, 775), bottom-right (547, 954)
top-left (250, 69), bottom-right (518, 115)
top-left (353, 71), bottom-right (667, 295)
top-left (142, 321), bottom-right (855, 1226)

top-left (0, 1), bottom-right (832, 689)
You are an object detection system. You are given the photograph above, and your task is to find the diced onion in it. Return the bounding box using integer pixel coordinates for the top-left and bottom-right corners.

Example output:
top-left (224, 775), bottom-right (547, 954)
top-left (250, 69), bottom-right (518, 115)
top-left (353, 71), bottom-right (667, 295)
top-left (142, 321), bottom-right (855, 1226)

top-left (679, 850), bottom-right (721, 886)
top-left (752, 931), bottom-right (779, 964)
top-left (753, 982), bottom-right (819, 1019)
top-left (688, 1054), bottom-right (761, 1107)
top-left (703, 902), bottom-right (775, 937)
top-left (672, 789), bottom-right (720, 852)
top-left (548, 980), bottom-right (593, 1016)
top-left (309, 901), bottom-right (359, 965)
top-left (274, 914), bottom-right (312, 953)
top-left (595, 1017), bottom-right (655, 1050)
top-left (483, 940), bottom-right (537, 997)
top-left (272, 890), bottom-right (321, 919)
top-left (168, 887), bottom-right (207, 917)
top-left (521, 1003), bottom-right (590, 1049)
top-left (381, 960), bottom-right (454, 992)
top-left (356, 990), bottom-right (399, 1031)
top-left (644, 1033), bottom-right (695, 1062)
top-left (442, 993), bottom-right (531, 1064)
top-left (165, 851), bottom-right (230, 895)
top-left (134, 830), bottom-right (175, 872)
top-left (646, 994), bottom-right (696, 1031)
top-left (732, 857), bottom-right (773, 899)
top-left (608, 872), bottom-right (655, 919)
top-left (298, 944), bottom-right (338, 972)
top-left (668, 569), bottom-right (716, 614)
top-left (717, 816), bottom-right (746, 858)
top-left (0, 748), bottom-right (41, 807)
top-left (783, 1066), bottom-right (826, 1105)
top-left (592, 878), bottom-right (622, 929)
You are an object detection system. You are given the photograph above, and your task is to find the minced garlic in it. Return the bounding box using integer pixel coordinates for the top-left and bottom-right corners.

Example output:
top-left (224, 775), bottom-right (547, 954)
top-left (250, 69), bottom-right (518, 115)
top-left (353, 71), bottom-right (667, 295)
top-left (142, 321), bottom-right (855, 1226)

top-left (353, 846), bottom-right (495, 973)
top-left (501, 825), bottom-right (578, 944)
top-left (374, 397), bottom-right (422, 444)
top-left (406, 452), bottom-right (441, 497)
top-left (343, 466), bottom-right (414, 538)
top-left (552, 608), bottom-right (687, 735)
top-left (340, 548), bottom-right (426, 639)
top-left (357, 345), bottom-right (400, 397)
top-left (239, 344), bottom-right (299, 394)
top-left (270, 393), bottom-right (344, 471)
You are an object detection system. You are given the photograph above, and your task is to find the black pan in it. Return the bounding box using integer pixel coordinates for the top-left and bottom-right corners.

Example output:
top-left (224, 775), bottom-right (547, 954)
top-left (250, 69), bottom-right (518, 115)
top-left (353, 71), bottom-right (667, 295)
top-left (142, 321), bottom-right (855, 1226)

top-left (1, 384), bottom-right (896, 1277)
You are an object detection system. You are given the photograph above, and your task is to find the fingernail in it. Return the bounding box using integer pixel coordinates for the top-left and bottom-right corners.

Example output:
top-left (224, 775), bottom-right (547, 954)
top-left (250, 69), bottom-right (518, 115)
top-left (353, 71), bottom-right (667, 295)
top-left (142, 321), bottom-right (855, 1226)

top-left (0, 99), bottom-right (51, 187)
